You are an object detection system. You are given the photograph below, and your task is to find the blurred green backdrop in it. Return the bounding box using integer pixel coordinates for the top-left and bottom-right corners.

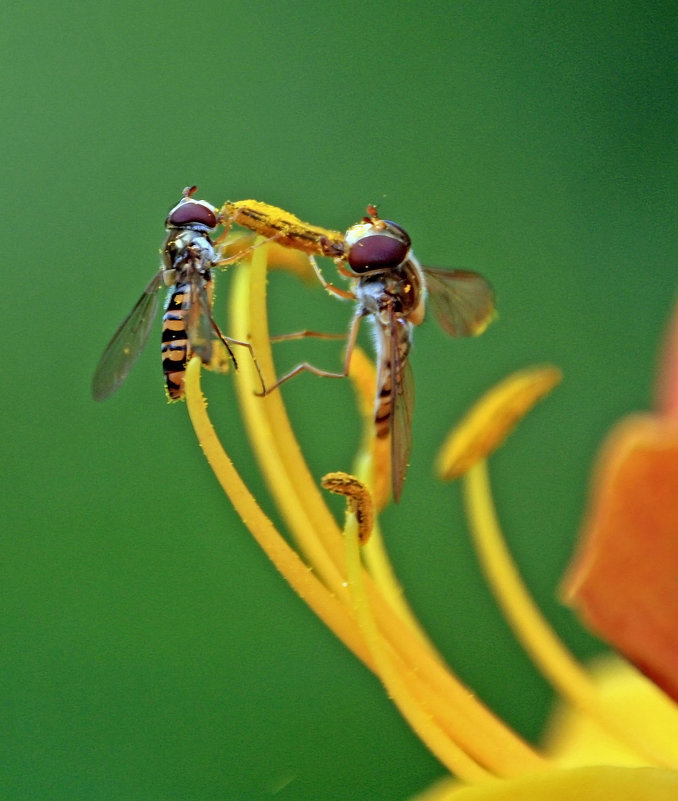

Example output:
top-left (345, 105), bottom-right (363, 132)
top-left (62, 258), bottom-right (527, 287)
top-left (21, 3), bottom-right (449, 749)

top-left (3, 1), bottom-right (677, 799)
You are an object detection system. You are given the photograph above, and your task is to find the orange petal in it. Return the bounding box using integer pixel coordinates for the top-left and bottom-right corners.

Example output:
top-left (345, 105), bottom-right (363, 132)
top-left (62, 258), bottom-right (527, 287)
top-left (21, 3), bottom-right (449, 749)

top-left (654, 295), bottom-right (678, 417)
top-left (563, 414), bottom-right (678, 702)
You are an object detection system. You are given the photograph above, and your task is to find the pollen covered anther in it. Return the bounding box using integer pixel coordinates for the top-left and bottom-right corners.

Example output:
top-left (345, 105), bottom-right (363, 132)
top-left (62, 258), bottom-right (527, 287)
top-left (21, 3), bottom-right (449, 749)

top-left (436, 365), bottom-right (562, 480)
top-left (321, 471), bottom-right (374, 543)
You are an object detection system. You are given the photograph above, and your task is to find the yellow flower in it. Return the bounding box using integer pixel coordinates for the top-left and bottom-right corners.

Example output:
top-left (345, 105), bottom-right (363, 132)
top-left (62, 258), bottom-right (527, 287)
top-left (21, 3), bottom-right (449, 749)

top-left (184, 242), bottom-right (678, 798)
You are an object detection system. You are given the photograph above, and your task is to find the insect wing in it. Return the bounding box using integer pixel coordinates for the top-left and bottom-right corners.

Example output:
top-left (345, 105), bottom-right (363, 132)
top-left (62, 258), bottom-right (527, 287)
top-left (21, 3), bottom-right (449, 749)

top-left (183, 277), bottom-right (215, 364)
top-left (423, 267), bottom-right (495, 337)
top-left (386, 308), bottom-right (414, 503)
top-left (92, 270), bottom-right (164, 400)
top-left (187, 276), bottom-right (241, 375)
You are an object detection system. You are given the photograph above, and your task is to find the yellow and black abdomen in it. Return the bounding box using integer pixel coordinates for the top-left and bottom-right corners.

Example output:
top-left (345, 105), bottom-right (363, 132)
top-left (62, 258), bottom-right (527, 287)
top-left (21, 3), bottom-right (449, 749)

top-left (161, 282), bottom-right (191, 401)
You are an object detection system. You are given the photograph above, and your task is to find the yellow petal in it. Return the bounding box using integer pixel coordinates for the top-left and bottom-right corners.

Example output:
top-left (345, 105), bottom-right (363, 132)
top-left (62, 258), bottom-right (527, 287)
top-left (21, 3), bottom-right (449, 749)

top-left (436, 366), bottom-right (562, 480)
top-left (439, 766), bottom-right (678, 800)
top-left (544, 657), bottom-right (678, 768)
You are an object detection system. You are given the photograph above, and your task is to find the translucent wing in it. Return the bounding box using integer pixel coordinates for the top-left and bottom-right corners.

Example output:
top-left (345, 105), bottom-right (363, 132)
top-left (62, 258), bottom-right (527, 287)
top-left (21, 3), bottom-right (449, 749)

top-left (185, 275), bottom-right (237, 369)
top-left (91, 270), bottom-right (163, 401)
top-left (423, 267), bottom-right (496, 337)
top-left (184, 276), bottom-right (214, 364)
top-left (387, 308), bottom-right (415, 503)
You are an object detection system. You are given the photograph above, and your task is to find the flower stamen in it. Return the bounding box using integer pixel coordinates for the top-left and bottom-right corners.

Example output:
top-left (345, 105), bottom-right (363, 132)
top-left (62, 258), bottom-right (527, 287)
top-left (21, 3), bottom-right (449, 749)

top-left (201, 243), bottom-right (547, 778)
top-left (321, 471), bottom-right (374, 544)
top-left (184, 356), bottom-right (371, 666)
top-left (438, 370), bottom-right (678, 767)
top-left (342, 503), bottom-right (494, 782)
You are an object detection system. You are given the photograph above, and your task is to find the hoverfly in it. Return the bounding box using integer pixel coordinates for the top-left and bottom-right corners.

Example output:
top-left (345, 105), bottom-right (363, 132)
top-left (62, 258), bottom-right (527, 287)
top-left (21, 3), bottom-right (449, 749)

top-left (260, 205), bottom-right (496, 502)
top-left (92, 187), bottom-right (264, 402)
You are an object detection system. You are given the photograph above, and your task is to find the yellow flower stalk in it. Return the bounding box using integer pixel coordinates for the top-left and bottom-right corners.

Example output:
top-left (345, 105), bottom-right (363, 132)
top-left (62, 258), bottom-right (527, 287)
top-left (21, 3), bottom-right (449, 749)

top-left (183, 241), bottom-right (678, 797)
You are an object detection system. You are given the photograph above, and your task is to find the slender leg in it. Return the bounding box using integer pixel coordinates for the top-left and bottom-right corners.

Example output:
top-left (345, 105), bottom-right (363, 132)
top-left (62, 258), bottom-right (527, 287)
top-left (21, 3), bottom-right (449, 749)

top-left (269, 330), bottom-right (347, 343)
top-left (256, 309), bottom-right (365, 397)
top-left (207, 316), bottom-right (268, 395)
top-left (223, 335), bottom-right (267, 396)
top-left (207, 316), bottom-right (237, 367)
top-left (309, 255), bottom-right (356, 301)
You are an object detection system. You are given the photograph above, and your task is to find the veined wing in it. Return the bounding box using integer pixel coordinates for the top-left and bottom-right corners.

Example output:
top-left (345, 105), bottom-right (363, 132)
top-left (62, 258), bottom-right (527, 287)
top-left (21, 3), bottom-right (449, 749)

top-left (183, 276), bottom-right (215, 365)
top-left (92, 270), bottom-right (164, 401)
top-left (386, 307), bottom-right (414, 503)
top-left (423, 267), bottom-right (495, 337)
top-left (187, 275), bottom-right (240, 373)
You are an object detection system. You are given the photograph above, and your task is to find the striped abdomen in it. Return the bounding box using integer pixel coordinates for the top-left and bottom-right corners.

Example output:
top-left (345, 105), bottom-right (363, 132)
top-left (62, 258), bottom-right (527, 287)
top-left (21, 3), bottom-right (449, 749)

top-left (161, 281), bottom-right (191, 401)
top-left (373, 318), bottom-right (412, 439)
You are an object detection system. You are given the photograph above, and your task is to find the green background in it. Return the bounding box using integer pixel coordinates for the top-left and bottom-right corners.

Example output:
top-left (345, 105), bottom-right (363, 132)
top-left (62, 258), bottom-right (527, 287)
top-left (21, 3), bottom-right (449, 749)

top-left (4, 2), bottom-right (677, 798)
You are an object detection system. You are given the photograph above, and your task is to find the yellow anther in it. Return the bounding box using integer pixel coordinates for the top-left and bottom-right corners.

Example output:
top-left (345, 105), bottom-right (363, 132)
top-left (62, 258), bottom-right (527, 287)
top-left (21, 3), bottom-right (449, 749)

top-left (321, 472), bottom-right (374, 544)
top-left (437, 365), bottom-right (562, 480)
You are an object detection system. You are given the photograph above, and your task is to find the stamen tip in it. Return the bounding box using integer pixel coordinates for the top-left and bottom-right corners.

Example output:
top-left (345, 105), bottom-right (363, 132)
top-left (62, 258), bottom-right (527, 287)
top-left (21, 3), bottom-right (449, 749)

top-left (436, 365), bottom-right (562, 480)
top-left (321, 471), bottom-right (374, 543)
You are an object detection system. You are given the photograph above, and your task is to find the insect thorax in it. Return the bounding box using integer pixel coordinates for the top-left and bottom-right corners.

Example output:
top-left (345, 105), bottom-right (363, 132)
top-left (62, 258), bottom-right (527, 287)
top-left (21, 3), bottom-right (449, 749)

top-left (356, 261), bottom-right (424, 321)
top-left (162, 228), bottom-right (216, 280)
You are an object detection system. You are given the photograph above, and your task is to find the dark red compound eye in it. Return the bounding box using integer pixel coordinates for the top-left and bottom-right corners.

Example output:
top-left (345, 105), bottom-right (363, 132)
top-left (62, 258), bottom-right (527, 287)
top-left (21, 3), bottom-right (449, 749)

top-left (347, 233), bottom-right (410, 273)
top-left (381, 220), bottom-right (411, 248)
top-left (168, 201), bottom-right (218, 229)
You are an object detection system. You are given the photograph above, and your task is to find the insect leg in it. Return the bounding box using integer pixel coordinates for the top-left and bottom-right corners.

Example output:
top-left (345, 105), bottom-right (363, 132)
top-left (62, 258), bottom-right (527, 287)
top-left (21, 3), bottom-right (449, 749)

top-left (309, 255), bottom-right (356, 301)
top-left (206, 315), bottom-right (237, 366)
top-left (269, 330), bottom-right (347, 343)
top-left (220, 331), bottom-right (268, 396)
top-left (256, 309), bottom-right (365, 397)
